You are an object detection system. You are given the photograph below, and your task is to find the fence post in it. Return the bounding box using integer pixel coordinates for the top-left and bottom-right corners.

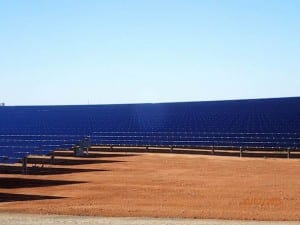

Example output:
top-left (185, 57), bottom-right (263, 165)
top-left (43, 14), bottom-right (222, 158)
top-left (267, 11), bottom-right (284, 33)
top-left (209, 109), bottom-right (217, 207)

top-left (240, 147), bottom-right (243, 158)
top-left (22, 157), bottom-right (28, 175)
top-left (211, 146), bottom-right (215, 155)
top-left (50, 151), bottom-right (55, 164)
top-left (287, 148), bottom-right (290, 159)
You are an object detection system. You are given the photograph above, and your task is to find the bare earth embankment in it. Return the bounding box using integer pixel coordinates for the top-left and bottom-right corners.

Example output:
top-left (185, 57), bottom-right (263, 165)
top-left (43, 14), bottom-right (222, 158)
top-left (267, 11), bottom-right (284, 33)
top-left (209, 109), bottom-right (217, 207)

top-left (0, 151), bottom-right (300, 221)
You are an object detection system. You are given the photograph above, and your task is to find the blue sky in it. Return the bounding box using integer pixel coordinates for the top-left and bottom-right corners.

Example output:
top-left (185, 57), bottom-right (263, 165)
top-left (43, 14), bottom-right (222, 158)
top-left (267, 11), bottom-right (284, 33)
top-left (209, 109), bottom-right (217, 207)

top-left (0, 0), bottom-right (299, 105)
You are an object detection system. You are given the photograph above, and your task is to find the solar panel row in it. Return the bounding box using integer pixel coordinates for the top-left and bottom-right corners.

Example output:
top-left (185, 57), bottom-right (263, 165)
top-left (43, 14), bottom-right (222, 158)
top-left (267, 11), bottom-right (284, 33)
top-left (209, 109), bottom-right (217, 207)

top-left (0, 97), bottom-right (300, 164)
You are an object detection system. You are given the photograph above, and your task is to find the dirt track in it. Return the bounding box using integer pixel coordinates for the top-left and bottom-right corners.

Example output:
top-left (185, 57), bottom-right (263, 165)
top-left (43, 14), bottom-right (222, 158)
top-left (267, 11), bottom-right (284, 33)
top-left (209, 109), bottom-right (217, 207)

top-left (0, 151), bottom-right (300, 221)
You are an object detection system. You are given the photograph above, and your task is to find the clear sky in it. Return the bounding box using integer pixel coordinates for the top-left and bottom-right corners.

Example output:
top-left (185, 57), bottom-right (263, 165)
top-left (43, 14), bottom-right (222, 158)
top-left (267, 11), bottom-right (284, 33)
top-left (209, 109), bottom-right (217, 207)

top-left (0, 0), bottom-right (299, 105)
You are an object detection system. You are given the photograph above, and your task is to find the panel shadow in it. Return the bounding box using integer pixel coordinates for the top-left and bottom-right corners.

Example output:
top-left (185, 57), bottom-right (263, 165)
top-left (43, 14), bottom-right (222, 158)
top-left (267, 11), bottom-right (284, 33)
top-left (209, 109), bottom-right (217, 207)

top-left (27, 157), bottom-right (125, 166)
top-left (0, 165), bottom-right (108, 175)
top-left (0, 177), bottom-right (86, 189)
top-left (0, 193), bottom-right (65, 203)
top-left (54, 150), bottom-right (138, 158)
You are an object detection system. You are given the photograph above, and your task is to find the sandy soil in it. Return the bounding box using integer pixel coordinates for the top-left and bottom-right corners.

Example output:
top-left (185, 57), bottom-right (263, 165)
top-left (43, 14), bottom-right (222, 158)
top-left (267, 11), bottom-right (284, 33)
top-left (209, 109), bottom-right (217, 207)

top-left (1, 213), bottom-right (299, 225)
top-left (0, 151), bottom-right (300, 221)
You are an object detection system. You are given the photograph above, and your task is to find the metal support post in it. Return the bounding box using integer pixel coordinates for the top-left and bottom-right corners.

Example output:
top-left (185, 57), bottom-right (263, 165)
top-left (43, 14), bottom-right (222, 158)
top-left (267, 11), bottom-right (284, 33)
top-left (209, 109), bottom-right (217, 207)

top-left (50, 151), bottom-right (55, 164)
top-left (22, 157), bottom-right (28, 175)
top-left (85, 136), bottom-right (91, 156)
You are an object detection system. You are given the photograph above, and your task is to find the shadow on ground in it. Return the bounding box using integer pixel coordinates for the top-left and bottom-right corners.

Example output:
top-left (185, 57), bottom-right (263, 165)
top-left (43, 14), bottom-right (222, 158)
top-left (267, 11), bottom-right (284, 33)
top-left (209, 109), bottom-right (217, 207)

top-left (0, 193), bottom-right (65, 203)
top-left (0, 165), bottom-right (108, 175)
top-left (54, 150), bottom-right (138, 158)
top-left (27, 157), bottom-right (125, 166)
top-left (0, 177), bottom-right (86, 189)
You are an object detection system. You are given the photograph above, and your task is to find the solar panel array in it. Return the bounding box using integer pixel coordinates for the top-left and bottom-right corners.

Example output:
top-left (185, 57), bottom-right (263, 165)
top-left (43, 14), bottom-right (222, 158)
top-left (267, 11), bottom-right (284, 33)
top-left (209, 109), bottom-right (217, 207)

top-left (0, 97), bottom-right (300, 163)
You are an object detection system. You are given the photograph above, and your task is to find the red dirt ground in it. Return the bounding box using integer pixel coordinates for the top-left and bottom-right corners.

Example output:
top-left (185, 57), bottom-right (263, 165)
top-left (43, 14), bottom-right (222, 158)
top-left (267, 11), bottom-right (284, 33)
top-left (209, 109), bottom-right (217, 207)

top-left (0, 151), bottom-right (300, 221)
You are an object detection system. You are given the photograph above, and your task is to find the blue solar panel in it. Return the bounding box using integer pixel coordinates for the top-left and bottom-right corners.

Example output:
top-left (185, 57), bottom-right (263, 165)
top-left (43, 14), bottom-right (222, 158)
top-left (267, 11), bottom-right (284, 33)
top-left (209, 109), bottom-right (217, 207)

top-left (0, 97), bottom-right (300, 163)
